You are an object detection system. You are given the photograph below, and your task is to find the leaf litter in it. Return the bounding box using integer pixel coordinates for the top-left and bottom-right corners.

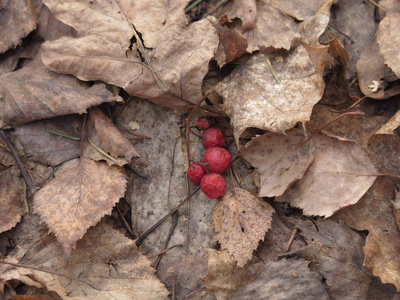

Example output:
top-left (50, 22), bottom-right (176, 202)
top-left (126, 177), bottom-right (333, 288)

top-left (1, 0), bottom-right (400, 298)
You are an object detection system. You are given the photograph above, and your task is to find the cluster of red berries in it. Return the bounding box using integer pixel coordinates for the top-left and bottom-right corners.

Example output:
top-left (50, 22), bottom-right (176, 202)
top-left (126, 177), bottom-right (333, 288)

top-left (187, 117), bottom-right (231, 199)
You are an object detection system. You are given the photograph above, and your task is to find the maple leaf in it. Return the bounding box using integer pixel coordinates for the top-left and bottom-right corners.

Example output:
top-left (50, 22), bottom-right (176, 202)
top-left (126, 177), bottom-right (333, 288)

top-left (41, 0), bottom-right (219, 111)
top-left (33, 158), bottom-right (127, 258)
top-left (211, 188), bottom-right (274, 267)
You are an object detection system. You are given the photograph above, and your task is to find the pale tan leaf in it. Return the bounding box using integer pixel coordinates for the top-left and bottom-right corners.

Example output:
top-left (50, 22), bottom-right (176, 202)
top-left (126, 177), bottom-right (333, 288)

top-left (265, 0), bottom-right (330, 20)
top-left (227, 0), bottom-right (257, 33)
top-left (33, 158), bottom-right (127, 258)
top-left (240, 130), bottom-right (315, 197)
top-left (41, 0), bottom-right (219, 111)
top-left (377, 13), bottom-right (400, 77)
top-left (3, 221), bottom-right (169, 299)
top-left (200, 249), bottom-right (263, 300)
top-left (231, 258), bottom-right (330, 299)
top-left (0, 168), bottom-right (22, 233)
top-left (376, 109), bottom-right (400, 135)
top-left (211, 188), bottom-right (274, 267)
top-left (276, 133), bottom-right (378, 217)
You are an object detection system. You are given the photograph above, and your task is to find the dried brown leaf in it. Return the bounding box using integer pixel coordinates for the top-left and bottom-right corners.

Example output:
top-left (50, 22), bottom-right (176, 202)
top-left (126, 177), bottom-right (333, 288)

top-left (12, 115), bottom-right (82, 166)
top-left (2, 221), bottom-right (169, 299)
top-left (231, 258), bottom-right (330, 299)
top-left (33, 158), bottom-right (127, 258)
top-left (200, 249), bottom-right (263, 300)
top-left (211, 188), bottom-right (274, 267)
top-left (377, 13), bottom-right (400, 77)
top-left (276, 133), bottom-right (378, 217)
top-left (41, 0), bottom-right (219, 111)
top-left (376, 109), bottom-right (400, 135)
top-left (0, 167), bottom-right (22, 233)
top-left (266, 0), bottom-right (330, 20)
top-left (227, 0), bottom-right (257, 33)
top-left (83, 107), bottom-right (142, 166)
top-left (240, 130), bottom-right (315, 197)
top-left (0, 57), bottom-right (122, 126)
top-left (0, 0), bottom-right (37, 54)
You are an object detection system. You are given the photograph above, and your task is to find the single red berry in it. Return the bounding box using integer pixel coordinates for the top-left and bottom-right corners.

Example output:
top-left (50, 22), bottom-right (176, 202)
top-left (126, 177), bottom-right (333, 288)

top-left (196, 117), bottom-right (212, 130)
top-left (201, 128), bottom-right (226, 148)
top-left (187, 162), bottom-right (206, 184)
top-left (201, 173), bottom-right (226, 199)
top-left (203, 147), bottom-right (231, 173)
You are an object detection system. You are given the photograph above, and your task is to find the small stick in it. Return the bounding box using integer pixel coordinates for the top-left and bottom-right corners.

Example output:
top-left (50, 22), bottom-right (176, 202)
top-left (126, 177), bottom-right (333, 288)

top-left (116, 206), bottom-right (135, 239)
top-left (136, 187), bottom-right (200, 246)
top-left (23, 181), bottom-right (29, 214)
top-left (148, 244), bottom-right (183, 259)
top-left (368, 0), bottom-right (387, 12)
top-left (266, 58), bottom-right (281, 84)
top-left (127, 129), bottom-right (151, 140)
top-left (0, 130), bottom-right (36, 194)
top-left (49, 131), bottom-right (80, 141)
top-left (330, 95), bottom-right (368, 113)
top-left (88, 138), bottom-right (118, 164)
top-left (285, 228), bottom-right (298, 252)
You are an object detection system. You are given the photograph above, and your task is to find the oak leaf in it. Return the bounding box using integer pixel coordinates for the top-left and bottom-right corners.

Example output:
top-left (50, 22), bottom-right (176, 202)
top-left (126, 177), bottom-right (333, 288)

top-left (276, 133), bottom-right (378, 217)
top-left (41, 0), bottom-right (219, 111)
top-left (211, 188), bottom-right (274, 267)
top-left (33, 158), bottom-right (127, 258)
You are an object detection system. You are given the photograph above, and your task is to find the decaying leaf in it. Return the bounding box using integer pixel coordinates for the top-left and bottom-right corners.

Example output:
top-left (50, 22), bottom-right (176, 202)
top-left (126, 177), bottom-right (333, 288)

top-left (214, 0), bottom-right (332, 144)
top-left (1, 221), bottom-right (169, 299)
top-left (266, 0), bottom-right (330, 20)
top-left (0, 56), bottom-right (122, 126)
top-left (211, 188), bottom-right (274, 267)
top-left (12, 115), bottom-right (82, 167)
top-left (276, 133), bottom-right (378, 217)
top-left (392, 189), bottom-right (400, 232)
top-left (0, 167), bottom-right (22, 233)
top-left (227, 0), bottom-right (257, 33)
top-left (0, 0), bottom-right (37, 54)
top-left (83, 107), bottom-right (143, 167)
top-left (337, 178), bottom-right (400, 290)
top-left (376, 109), bottom-right (400, 135)
top-left (377, 13), bottom-right (400, 77)
top-left (41, 0), bottom-right (219, 111)
top-left (231, 258), bottom-right (330, 299)
top-left (240, 130), bottom-right (315, 197)
top-left (200, 248), bottom-right (263, 300)
top-left (33, 157), bottom-right (127, 258)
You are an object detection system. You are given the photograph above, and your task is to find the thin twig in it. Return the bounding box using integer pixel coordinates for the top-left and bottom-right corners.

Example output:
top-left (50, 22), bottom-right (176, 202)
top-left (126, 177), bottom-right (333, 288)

top-left (368, 0), bottom-right (387, 12)
top-left (148, 243), bottom-right (183, 259)
top-left (266, 58), bottom-right (281, 83)
top-left (330, 95), bottom-right (368, 113)
top-left (116, 206), bottom-right (135, 239)
top-left (88, 138), bottom-right (118, 164)
top-left (136, 187), bottom-right (200, 246)
top-left (0, 130), bottom-right (36, 194)
top-left (285, 228), bottom-right (298, 252)
top-left (23, 181), bottom-right (29, 214)
top-left (49, 131), bottom-right (80, 141)
top-left (127, 129), bottom-right (151, 140)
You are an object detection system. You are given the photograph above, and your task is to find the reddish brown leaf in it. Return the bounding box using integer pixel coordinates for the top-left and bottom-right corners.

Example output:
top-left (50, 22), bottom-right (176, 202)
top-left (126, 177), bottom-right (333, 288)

top-left (0, 57), bottom-right (122, 126)
top-left (33, 158), bottom-right (127, 258)
top-left (211, 188), bottom-right (274, 267)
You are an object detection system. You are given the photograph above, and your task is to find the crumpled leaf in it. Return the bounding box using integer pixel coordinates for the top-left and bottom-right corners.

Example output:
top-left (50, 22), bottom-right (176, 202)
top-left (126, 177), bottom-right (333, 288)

top-left (12, 115), bottom-right (82, 167)
top-left (276, 133), bottom-right (378, 217)
top-left (214, 0), bottom-right (332, 144)
top-left (337, 177), bottom-right (400, 290)
top-left (240, 130), bottom-right (315, 197)
top-left (377, 13), bottom-right (400, 77)
top-left (0, 0), bottom-right (37, 54)
top-left (0, 56), bottom-right (122, 126)
top-left (227, 0), bottom-right (257, 33)
top-left (33, 157), bottom-right (127, 258)
top-left (211, 188), bottom-right (274, 267)
top-left (200, 248), bottom-right (263, 300)
top-left (266, 0), bottom-right (330, 20)
top-left (83, 107), bottom-right (143, 167)
top-left (231, 258), bottom-right (330, 299)
top-left (0, 167), bottom-right (22, 233)
top-left (1, 221), bottom-right (169, 299)
top-left (286, 217), bottom-right (396, 298)
top-left (376, 109), bottom-right (400, 135)
top-left (41, 0), bottom-right (219, 111)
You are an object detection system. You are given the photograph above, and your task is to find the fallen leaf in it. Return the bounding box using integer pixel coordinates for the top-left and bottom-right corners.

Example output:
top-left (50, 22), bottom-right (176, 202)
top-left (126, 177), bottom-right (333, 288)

top-left (287, 217), bottom-right (396, 298)
top-left (83, 107), bottom-right (143, 167)
top-left (2, 221), bottom-right (169, 299)
top-left (0, 56), bottom-right (122, 126)
top-left (392, 190), bottom-right (400, 232)
top-left (227, 0), bottom-right (257, 33)
top-left (0, 167), bottom-right (22, 233)
top-left (33, 157), bottom-right (127, 258)
top-left (214, 1), bottom-right (332, 144)
top-left (211, 188), bottom-right (274, 267)
top-left (376, 109), bottom-right (400, 135)
top-left (336, 177), bottom-right (400, 290)
top-left (200, 248), bottom-right (263, 300)
top-left (0, 0), bottom-right (37, 54)
top-left (240, 130), bottom-right (315, 197)
top-left (276, 133), bottom-right (378, 217)
top-left (231, 258), bottom-right (330, 299)
top-left (377, 13), bottom-right (400, 77)
top-left (266, 0), bottom-right (330, 20)
top-left (41, 0), bottom-right (219, 111)
top-left (12, 115), bottom-right (82, 167)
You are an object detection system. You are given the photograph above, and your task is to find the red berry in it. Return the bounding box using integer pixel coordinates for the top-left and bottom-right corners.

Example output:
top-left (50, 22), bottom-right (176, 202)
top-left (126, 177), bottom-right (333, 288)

top-left (196, 117), bottom-right (212, 130)
top-left (203, 147), bottom-right (231, 173)
top-left (201, 128), bottom-right (226, 148)
top-left (201, 173), bottom-right (226, 199)
top-left (187, 162), bottom-right (206, 184)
